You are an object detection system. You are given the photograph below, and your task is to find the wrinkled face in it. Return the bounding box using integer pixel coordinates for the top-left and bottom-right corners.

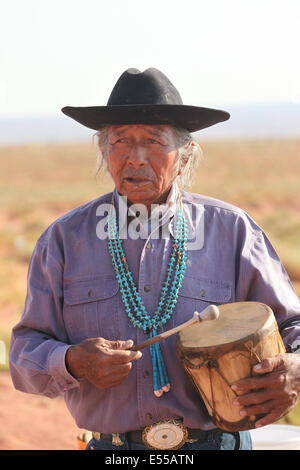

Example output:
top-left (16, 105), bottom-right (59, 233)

top-left (104, 125), bottom-right (181, 210)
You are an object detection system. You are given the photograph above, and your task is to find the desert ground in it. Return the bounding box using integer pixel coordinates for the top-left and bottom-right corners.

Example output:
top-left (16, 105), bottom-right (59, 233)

top-left (0, 371), bottom-right (80, 450)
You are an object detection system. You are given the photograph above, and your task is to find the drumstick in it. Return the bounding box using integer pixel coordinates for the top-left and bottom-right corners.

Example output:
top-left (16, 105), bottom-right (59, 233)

top-left (130, 304), bottom-right (220, 351)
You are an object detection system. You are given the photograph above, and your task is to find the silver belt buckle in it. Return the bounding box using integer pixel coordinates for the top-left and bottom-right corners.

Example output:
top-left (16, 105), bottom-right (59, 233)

top-left (142, 420), bottom-right (188, 450)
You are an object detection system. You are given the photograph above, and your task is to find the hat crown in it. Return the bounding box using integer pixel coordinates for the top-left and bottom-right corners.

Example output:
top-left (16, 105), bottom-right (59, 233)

top-left (107, 68), bottom-right (183, 106)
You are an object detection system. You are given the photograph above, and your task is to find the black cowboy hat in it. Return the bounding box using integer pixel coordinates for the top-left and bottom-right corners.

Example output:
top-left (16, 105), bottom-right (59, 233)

top-left (61, 68), bottom-right (230, 133)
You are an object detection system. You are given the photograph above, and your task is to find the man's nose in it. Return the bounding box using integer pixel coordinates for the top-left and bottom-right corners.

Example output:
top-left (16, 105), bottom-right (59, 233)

top-left (127, 145), bottom-right (147, 168)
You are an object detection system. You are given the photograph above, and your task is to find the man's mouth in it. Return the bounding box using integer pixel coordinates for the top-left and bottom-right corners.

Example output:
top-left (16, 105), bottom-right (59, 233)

top-left (124, 177), bottom-right (151, 184)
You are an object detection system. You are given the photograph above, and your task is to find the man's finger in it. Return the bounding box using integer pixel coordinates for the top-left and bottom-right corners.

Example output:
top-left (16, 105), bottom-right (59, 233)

top-left (232, 374), bottom-right (273, 392)
top-left (254, 410), bottom-right (282, 428)
top-left (252, 356), bottom-right (284, 375)
top-left (95, 363), bottom-right (134, 389)
top-left (109, 339), bottom-right (135, 350)
top-left (107, 362), bottom-right (133, 377)
top-left (103, 347), bottom-right (142, 364)
top-left (233, 389), bottom-right (279, 407)
top-left (232, 356), bottom-right (287, 391)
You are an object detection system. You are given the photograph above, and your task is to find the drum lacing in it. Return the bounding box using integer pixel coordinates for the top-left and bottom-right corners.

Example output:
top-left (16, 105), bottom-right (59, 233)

top-left (183, 353), bottom-right (239, 392)
top-left (183, 351), bottom-right (249, 427)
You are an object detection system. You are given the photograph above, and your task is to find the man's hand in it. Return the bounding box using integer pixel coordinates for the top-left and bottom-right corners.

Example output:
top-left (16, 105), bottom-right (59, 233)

top-left (65, 337), bottom-right (142, 389)
top-left (231, 353), bottom-right (300, 428)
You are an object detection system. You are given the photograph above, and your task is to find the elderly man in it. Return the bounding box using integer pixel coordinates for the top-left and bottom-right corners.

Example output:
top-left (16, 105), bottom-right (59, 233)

top-left (9, 68), bottom-right (300, 451)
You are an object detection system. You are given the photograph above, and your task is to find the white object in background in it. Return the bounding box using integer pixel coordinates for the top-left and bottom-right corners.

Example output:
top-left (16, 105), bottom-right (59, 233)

top-left (250, 424), bottom-right (300, 450)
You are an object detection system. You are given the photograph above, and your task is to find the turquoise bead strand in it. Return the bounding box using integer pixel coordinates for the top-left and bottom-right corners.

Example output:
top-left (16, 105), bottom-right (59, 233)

top-left (107, 201), bottom-right (188, 395)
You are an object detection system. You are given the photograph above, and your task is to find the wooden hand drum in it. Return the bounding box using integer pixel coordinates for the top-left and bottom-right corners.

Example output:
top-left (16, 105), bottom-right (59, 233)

top-left (176, 301), bottom-right (285, 432)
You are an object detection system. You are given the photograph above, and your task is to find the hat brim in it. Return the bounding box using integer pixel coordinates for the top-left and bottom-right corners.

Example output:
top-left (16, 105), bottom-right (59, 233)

top-left (61, 104), bottom-right (230, 133)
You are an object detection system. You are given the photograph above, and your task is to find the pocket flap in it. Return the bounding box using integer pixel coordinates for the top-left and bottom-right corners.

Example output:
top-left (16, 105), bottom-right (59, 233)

top-left (64, 276), bottom-right (119, 305)
top-left (179, 276), bottom-right (231, 303)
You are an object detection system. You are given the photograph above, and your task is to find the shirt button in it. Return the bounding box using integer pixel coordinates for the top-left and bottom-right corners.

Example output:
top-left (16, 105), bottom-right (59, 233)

top-left (145, 413), bottom-right (152, 420)
top-left (144, 285), bottom-right (151, 292)
top-left (146, 242), bottom-right (152, 249)
top-left (200, 289), bottom-right (206, 297)
top-left (143, 370), bottom-right (149, 378)
top-left (88, 289), bottom-right (95, 298)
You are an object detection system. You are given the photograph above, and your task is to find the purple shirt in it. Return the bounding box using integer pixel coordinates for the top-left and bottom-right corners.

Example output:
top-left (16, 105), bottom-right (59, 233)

top-left (9, 186), bottom-right (300, 433)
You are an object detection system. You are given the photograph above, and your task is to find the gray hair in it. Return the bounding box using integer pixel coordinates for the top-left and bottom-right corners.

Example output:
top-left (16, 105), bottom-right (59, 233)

top-left (94, 126), bottom-right (202, 189)
top-left (171, 127), bottom-right (203, 189)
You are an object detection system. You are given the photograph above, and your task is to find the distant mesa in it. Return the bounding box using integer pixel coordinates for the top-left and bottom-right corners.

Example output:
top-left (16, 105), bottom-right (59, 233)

top-left (0, 103), bottom-right (299, 146)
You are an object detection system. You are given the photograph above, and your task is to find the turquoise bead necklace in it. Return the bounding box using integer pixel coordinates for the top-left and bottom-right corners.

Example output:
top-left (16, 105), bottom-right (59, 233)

top-left (107, 195), bottom-right (188, 396)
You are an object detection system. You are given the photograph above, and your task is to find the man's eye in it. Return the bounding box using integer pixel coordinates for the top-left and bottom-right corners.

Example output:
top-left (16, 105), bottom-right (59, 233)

top-left (148, 138), bottom-right (161, 145)
top-left (110, 138), bottom-right (127, 144)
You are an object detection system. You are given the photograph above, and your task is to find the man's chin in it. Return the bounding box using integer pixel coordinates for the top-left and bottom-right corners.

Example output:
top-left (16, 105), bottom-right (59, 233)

top-left (120, 189), bottom-right (158, 209)
top-left (121, 184), bottom-right (155, 200)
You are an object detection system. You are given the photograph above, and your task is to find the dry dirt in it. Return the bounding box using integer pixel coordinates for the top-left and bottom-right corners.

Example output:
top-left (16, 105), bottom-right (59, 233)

top-left (0, 371), bottom-right (84, 450)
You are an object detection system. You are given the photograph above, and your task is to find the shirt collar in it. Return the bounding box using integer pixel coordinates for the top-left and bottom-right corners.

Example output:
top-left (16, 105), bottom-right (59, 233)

top-left (113, 183), bottom-right (179, 238)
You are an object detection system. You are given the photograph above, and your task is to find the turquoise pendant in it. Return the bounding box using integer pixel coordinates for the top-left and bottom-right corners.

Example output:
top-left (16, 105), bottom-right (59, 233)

top-left (150, 329), bottom-right (170, 396)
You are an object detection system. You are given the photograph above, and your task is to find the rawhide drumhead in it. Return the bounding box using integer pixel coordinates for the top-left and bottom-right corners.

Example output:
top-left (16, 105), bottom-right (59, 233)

top-left (179, 301), bottom-right (274, 348)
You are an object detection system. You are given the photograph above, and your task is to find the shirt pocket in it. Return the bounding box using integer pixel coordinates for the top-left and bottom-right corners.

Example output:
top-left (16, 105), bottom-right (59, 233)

top-left (63, 276), bottom-right (120, 343)
top-left (174, 275), bottom-right (232, 326)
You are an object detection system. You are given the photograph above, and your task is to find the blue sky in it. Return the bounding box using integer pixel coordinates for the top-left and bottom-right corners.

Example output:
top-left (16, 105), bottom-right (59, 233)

top-left (1, 0), bottom-right (299, 118)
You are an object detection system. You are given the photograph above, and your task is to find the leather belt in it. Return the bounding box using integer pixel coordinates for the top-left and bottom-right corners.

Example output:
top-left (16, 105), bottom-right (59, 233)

top-left (100, 427), bottom-right (212, 443)
top-left (92, 420), bottom-right (227, 450)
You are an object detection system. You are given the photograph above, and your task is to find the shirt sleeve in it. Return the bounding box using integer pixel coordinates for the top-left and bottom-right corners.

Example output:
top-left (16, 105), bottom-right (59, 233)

top-left (236, 227), bottom-right (300, 349)
top-left (9, 227), bottom-right (79, 398)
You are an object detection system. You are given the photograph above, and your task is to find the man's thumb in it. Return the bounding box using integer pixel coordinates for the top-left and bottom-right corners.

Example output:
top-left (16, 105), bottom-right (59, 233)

top-left (253, 355), bottom-right (282, 374)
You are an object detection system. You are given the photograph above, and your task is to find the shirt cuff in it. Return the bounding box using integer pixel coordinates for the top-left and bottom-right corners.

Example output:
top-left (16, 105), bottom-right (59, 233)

top-left (48, 344), bottom-right (80, 392)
